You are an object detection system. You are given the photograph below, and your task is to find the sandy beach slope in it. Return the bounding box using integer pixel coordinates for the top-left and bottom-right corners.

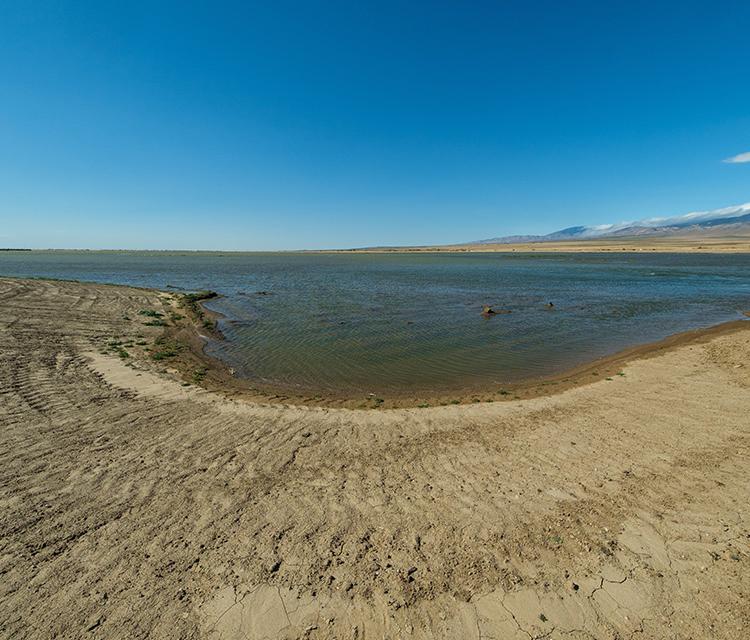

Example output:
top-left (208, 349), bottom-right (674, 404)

top-left (1, 277), bottom-right (749, 639)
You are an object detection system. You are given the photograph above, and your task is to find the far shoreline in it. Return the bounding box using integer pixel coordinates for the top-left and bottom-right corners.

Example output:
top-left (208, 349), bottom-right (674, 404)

top-left (3, 233), bottom-right (750, 254)
top-left (313, 236), bottom-right (750, 254)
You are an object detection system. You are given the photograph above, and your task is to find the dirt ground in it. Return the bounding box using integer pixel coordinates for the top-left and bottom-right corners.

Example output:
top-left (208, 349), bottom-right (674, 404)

top-left (1, 277), bottom-right (748, 639)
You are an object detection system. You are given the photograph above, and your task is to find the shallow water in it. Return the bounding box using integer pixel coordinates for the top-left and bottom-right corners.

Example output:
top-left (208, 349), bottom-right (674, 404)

top-left (2, 250), bottom-right (749, 394)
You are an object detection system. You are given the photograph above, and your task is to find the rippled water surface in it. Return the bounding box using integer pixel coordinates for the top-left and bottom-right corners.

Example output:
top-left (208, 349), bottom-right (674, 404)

top-left (2, 251), bottom-right (749, 394)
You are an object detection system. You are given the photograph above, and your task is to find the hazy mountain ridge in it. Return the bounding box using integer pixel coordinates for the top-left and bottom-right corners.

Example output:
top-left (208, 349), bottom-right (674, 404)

top-left (474, 203), bottom-right (750, 244)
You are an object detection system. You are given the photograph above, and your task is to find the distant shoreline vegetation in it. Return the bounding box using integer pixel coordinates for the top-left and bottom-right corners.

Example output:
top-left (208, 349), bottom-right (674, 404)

top-left (0, 248), bottom-right (31, 251)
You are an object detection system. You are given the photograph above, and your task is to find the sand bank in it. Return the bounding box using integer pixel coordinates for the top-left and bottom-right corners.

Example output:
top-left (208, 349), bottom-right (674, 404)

top-left (1, 277), bottom-right (749, 639)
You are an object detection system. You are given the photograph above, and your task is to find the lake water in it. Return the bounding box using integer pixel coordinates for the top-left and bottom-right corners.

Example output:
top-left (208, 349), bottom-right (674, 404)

top-left (2, 250), bottom-right (749, 395)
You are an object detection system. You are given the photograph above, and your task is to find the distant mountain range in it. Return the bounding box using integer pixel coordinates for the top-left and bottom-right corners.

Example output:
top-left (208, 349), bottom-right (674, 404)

top-left (472, 202), bottom-right (750, 244)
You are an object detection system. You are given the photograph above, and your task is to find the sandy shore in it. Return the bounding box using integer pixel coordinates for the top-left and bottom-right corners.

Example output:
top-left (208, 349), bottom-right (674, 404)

top-left (1, 277), bottom-right (749, 639)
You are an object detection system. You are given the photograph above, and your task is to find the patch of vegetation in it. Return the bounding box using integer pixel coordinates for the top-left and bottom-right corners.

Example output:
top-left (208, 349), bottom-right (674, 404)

top-left (498, 389), bottom-right (509, 395)
top-left (150, 337), bottom-right (182, 361)
top-left (183, 290), bottom-right (219, 304)
top-left (143, 319), bottom-right (168, 327)
top-left (192, 366), bottom-right (208, 383)
top-left (449, 399), bottom-right (460, 405)
top-left (138, 309), bottom-right (163, 318)
top-left (169, 312), bottom-right (185, 322)
top-left (152, 348), bottom-right (178, 360)
top-left (417, 403), bottom-right (430, 408)
top-left (104, 339), bottom-right (130, 359)
top-left (179, 291), bottom-right (219, 331)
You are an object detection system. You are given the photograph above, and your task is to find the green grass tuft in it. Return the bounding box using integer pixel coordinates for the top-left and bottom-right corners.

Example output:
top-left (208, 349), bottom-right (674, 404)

top-left (151, 349), bottom-right (178, 360)
top-left (182, 290), bottom-right (218, 303)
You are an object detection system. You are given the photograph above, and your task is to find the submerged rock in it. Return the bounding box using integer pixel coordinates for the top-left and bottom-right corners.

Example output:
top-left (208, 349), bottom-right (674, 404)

top-left (482, 305), bottom-right (511, 317)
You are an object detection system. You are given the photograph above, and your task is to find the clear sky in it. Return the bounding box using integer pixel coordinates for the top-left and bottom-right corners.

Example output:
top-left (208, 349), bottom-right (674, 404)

top-left (1, 1), bottom-right (749, 250)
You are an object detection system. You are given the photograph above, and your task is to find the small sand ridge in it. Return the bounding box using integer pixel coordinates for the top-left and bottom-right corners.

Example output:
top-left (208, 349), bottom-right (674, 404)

top-left (1, 277), bottom-right (748, 639)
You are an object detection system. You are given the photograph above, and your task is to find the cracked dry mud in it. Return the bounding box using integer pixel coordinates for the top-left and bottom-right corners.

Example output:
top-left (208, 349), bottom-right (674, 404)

top-left (1, 277), bottom-right (749, 639)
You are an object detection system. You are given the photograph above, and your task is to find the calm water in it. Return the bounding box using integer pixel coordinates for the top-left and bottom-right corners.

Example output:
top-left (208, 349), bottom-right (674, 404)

top-left (2, 251), bottom-right (749, 394)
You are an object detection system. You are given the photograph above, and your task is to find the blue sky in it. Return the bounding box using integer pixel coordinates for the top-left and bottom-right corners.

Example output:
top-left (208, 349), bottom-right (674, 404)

top-left (1, 1), bottom-right (749, 250)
